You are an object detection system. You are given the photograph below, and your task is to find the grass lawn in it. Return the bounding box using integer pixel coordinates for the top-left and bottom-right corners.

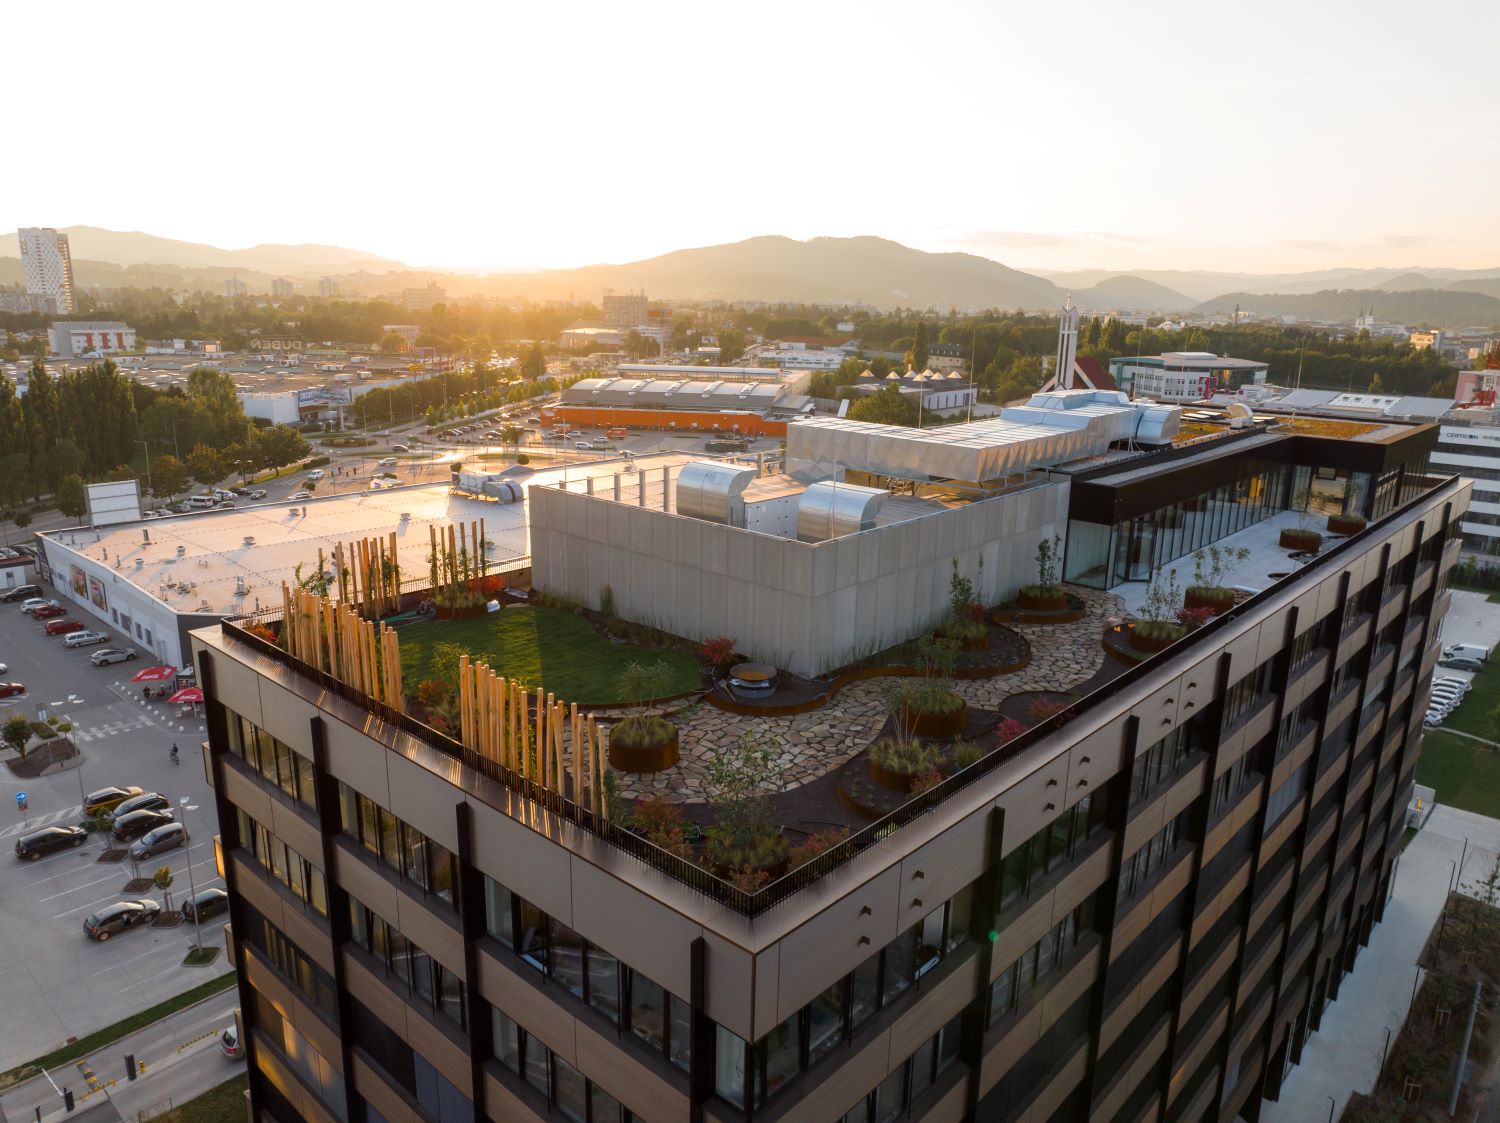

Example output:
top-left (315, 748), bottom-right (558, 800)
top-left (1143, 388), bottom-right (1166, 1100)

top-left (397, 605), bottom-right (701, 704)
top-left (1448, 583), bottom-right (1500, 603)
top-left (1439, 657), bottom-right (1500, 740)
top-left (155, 1072), bottom-right (248, 1122)
top-left (1416, 729), bottom-right (1500, 818)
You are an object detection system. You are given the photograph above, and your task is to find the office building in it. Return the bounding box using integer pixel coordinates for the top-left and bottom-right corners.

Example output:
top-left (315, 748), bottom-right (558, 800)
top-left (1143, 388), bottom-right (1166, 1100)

top-left (18, 227), bottom-right (76, 313)
top-left (603, 293), bottom-right (648, 331)
top-left (1109, 353), bottom-right (1269, 402)
top-left (0, 285), bottom-right (52, 314)
top-left (192, 387), bottom-right (1461, 1123)
top-left (227, 278), bottom-right (250, 297)
top-left (404, 284), bottom-right (448, 312)
top-left (273, 279), bottom-right (296, 299)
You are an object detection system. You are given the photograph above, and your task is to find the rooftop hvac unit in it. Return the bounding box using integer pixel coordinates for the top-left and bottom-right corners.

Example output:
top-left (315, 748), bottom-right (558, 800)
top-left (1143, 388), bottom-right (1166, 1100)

top-left (243, 536), bottom-right (255, 547)
top-left (235, 575), bottom-right (248, 596)
top-left (400, 512), bottom-right (411, 521)
top-left (796, 481), bottom-right (887, 542)
top-left (482, 479), bottom-right (525, 503)
top-left (176, 545), bottom-right (186, 556)
top-left (1225, 402), bottom-right (1254, 430)
top-left (675, 461), bottom-right (756, 527)
top-left (135, 558), bottom-right (144, 569)
top-left (1133, 405), bottom-right (1182, 445)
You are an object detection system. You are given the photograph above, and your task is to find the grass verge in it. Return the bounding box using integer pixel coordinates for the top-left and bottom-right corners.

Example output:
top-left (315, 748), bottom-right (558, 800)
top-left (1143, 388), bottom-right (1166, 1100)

top-left (153, 1071), bottom-right (248, 1123)
top-left (1416, 729), bottom-right (1500, 818)
top-left (0, 971), bottom-right (236, 1090)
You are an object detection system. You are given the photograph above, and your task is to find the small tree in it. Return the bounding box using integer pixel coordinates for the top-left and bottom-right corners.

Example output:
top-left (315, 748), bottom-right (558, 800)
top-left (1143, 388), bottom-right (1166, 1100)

top-left (56, 474), bottom-right (87, 520)
top-left (703, 731), bottom-right (787, 872)
top-left (1191, 544), bottom-right (1251, 593)
top-left (2, 713), bottom-right (31, 758)
top-left (1035, 534), bottom-right (1062, 591)
top-left (153, 866), bottom-right (175, 914)
top-left (613, 660), bottom-right (676, 749)
top-left (1137, 568), bottom-right (1185, 642)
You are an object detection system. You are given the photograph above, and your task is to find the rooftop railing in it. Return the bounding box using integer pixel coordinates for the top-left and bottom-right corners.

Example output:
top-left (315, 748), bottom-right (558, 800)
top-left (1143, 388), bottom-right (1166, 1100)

top-left (218, 474), bottom-right (1463, 920)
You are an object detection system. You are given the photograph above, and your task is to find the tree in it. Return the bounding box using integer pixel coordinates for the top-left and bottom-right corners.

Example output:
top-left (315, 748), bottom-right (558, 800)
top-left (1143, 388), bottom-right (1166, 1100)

top-left (151, 454), bottom-right (188, 497)
top-left (380, 332), bottom-right (408, 354)
top-left (56, 474), bottom-right (87, 520)
top-left (13, 511), bottom-right (31, 531)
top-left (153, 866), bottom-right (175, 914)
top-left (848, 384), bottom-right (919, 427)
top-left (521, 341), bottom-right (547, 380)
top-left (253, 426), bottom-right (310, 476)
top-left (2, 713), bottom-right (31, 758)
top-left (1368, 372), bottom-right (1384, 394)
top-left (185, 443), bottom-right (228, 487)
top-left (907, 320), bottom-right (930, 372)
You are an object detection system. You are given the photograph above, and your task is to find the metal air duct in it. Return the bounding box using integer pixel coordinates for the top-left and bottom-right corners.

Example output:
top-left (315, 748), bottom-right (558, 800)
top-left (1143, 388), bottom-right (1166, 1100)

top-left (796, 481), bottom-right (887, 542)
top-left (675, 461), bottom-right (755, 527)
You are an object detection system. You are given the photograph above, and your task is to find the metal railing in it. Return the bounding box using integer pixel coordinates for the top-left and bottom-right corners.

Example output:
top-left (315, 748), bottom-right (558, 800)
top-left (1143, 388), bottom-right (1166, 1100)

top-left (219, 474), bottom-right (1464, 920)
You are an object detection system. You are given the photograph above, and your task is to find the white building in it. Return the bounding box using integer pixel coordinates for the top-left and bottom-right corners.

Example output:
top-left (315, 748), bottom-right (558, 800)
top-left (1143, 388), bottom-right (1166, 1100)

top-left (1108, 351), bottom-right (1269, 401)
top-left (18, 227), bottom-right (76, 313)
top-left (271, 278), bottom-right (294, 298)
top-left (224, 278), bottom-right (248, 297)
top-left (48, 321), bottom-right (136, 358)
top-left (602, 293), bottom-right (647, 330)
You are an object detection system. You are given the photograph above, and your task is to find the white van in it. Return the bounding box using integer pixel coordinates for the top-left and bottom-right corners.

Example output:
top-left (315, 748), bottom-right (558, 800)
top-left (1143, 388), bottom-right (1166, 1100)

top-left (186, 495), bottom-right (217, 509)
top-left (1442, 643), bottom-right (1488, 663)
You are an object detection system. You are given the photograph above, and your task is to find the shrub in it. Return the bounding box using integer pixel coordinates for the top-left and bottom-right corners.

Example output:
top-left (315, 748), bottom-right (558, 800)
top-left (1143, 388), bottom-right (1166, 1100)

top-left (56, 721), bottom-right (73, 734)
top-left (704, 823), bottom-right (786, 872)
top-left (725, 864), bottom-right (772, 893)
top-left (870, 737), bottom-right (941, 775)
top-left (1176, 605), bottom-right (1216, 630)
top-left (629, 795), bottom-right (693, 859)
top-left (909, 769), bottom-right (945, 796)
top-left (413, 679), bottom-right (453, 709)
top-left (599, 584), bottom-right (616, 619)
top-left (994, 717), bottom-right (1027, 743)
top-left (611, 714), bottom-right (675, 749)
top-left (516, 454), bottom-right (530, 465)
top-left (699, 636), bottom-right (737, 668)
top-left (1190, 544), bottom-right (1250, 593)
top-left (935, 616), bottom-right (987, 644)
top-left (887, 678), bottom-right (965, 717)
top-left (1134, 619), bottom-right (1188, 642)
top-left (242, 621), bottom-right (278, 644)
top-left (787, 828), bottom-right (848, 871)
top-left (1027, 697), bottom-right (1070, 723)
top-left (953, 740), bottom-right (984, 769)
top-left (302, 455), bottom-right (332, 469)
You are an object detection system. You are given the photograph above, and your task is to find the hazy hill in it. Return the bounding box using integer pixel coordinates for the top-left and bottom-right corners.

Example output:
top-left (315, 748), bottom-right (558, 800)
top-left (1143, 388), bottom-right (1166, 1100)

top-left (1039, 266), bottom-right (1500, 303)
top-left (1372, 272), bottom-right (1443, 292)
top-left (485, 235), bottom-right (1062, 310)
top-left (1446, 276), bottom-right (1500, 300)
top-left (1074, 274), bottom-right (1194, 310)
top-left (1194, 288), bottom-right (1500, 328)
top-left (1, 226), bottom-right (403, 277)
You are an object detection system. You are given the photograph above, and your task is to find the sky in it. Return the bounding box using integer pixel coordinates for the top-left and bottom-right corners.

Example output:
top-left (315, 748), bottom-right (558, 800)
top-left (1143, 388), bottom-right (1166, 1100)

top-left (7, 0), bottom-right (1498, 276)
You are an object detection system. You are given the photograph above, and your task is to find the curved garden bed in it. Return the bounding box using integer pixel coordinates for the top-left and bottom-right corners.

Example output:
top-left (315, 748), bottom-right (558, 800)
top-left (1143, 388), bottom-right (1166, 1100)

top-left (606, 723), bottom-right (680, 772)
top-left (993, 591), bottom-right (1088, 626)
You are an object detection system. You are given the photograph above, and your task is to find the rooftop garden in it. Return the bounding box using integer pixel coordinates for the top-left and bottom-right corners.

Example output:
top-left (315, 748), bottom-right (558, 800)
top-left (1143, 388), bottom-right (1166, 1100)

top-left (1276, 416), bottom-right (1384, 439)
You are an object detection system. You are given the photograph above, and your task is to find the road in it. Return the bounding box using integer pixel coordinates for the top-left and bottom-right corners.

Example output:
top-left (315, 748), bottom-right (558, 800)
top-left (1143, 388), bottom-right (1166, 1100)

top-left (0, 606), bottom-right (228, 1073)
top-left (0, 989), bottom-right (243, 1123)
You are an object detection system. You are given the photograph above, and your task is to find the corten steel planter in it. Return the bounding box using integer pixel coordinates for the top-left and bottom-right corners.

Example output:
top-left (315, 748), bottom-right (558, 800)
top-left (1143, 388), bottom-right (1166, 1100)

top-left (896, 699), bottom-right (968, 739)
top-left (607, 725), bottom-right (680, 772)
top-left (1327, 514), bottom-right (1367, 536)
top-left (870, 757), bottom-right (928, 792)
top-left (1127, 624), bottom-right (1187, 653)
top-left (1017, 588), bottom-right (1067, 612)
top-left (1279, 528), bottom-right (1323, 552)
top-left (1184, 588), bottom-right (1235, 614)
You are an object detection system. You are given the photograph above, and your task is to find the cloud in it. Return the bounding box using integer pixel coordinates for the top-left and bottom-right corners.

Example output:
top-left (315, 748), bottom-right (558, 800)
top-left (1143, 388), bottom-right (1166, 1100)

top-left (1089, 231), bottom-right (1150, 244)
top-left (1374, 233), bottom-right (1435, 250)
top-left (1280, 238), bottom-right (1343, 252)
top-left (958, 229), bottom-right (1068, 249)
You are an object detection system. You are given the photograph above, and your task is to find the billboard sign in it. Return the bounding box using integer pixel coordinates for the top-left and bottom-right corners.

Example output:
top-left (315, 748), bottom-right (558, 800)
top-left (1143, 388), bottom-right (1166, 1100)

top-left (84, 480), bottom-right (143, 528)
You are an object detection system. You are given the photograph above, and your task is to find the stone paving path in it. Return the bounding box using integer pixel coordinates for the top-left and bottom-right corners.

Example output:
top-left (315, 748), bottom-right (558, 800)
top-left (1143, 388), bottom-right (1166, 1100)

top-left (611, 585), bottom-right (1126, 804)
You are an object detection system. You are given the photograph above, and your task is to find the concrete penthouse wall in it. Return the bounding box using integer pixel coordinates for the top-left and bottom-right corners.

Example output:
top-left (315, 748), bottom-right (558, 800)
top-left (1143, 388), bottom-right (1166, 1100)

top-left (527, 479), bottom-right (1071, 676)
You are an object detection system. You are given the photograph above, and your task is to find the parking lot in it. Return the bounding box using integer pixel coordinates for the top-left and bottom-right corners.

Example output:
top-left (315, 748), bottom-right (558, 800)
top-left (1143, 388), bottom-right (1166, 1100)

top-left (0, 602), bottom-right (227, 1072)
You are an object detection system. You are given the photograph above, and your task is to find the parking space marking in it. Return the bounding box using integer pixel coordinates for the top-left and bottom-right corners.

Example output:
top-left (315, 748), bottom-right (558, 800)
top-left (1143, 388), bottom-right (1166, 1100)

top-left (0, 806), bottom-right (80, 839)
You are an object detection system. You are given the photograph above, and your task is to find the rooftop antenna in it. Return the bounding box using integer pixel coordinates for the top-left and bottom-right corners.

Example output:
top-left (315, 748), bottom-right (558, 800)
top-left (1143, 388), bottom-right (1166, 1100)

top-left (1055, 295), bottom-right (1079, 391)
top-left (1295, 339), bottom-right (1306, 391)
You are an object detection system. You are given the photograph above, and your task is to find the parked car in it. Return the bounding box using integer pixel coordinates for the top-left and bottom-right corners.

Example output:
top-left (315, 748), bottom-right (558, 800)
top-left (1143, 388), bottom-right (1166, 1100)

top-left (1438, 656), bottom-right (1484, 672)
top-left (64, 630), bottom-right (110, 648)
top-left (289, 490), bottom-right (312, 500)
top-left (111, 809), bottom-right (175, 842)
top-left (0, 584), bottom-right (42, 603)
top-left (220, 1024), bottom-right (244, 1060)
top-left (82, 900), bottom-right (161, 941)
top-left (1441, 643), bottom-right (1489, 663)
top-left (183, 888), bottom-right (229, 922)
top-left (391, 443), bottom-right (410, 452)
top-left (215, 501), bottom-right (235, 509)
top-left (111, 791), bottom-right (169, 819)
top-left (0, 682), bottom-right (26, 698)
top-left (306, 469), bottom-right (325, 481)
top-left (0, 662), bottom-right (8, 674)
top-left (129, 822), bottom-right (188, 859)
top-left (249, 489), bottom-right (267, 500)
top-left (83, 786), bottom-right (145, 816)
top-left (43, 619), bottom-right (86, 636)
top-left (19, 598), bottom-right (56, 613)
top-left (377, 457), bottom-right (398, 466)
top-left (15, 825), bottom-right (87, 860)
top-left (90, 648), bottom-right (138, 666)
top-left (31, 603), bottom-right (67, 619)
top-left (230, 487), bottom-right (252, 497)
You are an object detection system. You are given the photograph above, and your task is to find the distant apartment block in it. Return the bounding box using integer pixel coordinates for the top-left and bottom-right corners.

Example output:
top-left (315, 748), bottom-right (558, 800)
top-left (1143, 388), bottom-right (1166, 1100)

top-left (403, 283), bottom-right (447, 311)
top-left (0, 286), bottom-right (52, 314)
top-left (225, 277), bottom-right (249, 297)
top-left (18, 227), bottom-right (76, 313)
top-left (318, 277), bottom-right (339, 298)
top-left (272, 279), bottom-right (295, 299)
top-left (602, 292), bottom-right (647, 330)
top-left (48, 321), bottom-right (135, 358)
top-left (1409, 330), bottom-right (1442, 352)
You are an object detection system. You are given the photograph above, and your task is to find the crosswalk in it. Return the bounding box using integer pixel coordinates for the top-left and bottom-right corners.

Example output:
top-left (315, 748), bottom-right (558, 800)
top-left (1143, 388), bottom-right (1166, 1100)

top-left (70, 715), bottom-right (157, 743)
top-left (0, 804), bottom-right (80, 839)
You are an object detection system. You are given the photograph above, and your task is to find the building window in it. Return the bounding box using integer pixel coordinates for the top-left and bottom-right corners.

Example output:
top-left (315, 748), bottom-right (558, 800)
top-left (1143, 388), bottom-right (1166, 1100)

top-left (1130, 727), bottom-right (1191, 805)
top-left (337, 783), bottom-right (459, 911)
top-left (988, 898), bottom-right (1093, 1025)
top-left (239, 901), bottom-right (339, 1025)
top-left (1222, 661), bottom-right (1273, 731)
top-left (836, 1016), bottom-right (962, 1122)
top-left (236, 808), bottom-right (327, 916)
top-left (999, 795), bottom-right (1106, 910)
top-left (1116, 815), bottom-right (1185, 902)
top-left (348, 895), bottom-right (467, 1032)
top-left (223, 711), bottom-right (318, 813)
top-left (492, 1009), bottom-right (630, 1122)
top-left (251, 989), bottom-right (347, 1120)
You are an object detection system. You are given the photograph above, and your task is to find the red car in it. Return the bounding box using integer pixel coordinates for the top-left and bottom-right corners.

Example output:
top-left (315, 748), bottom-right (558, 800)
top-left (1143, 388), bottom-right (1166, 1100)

top-left (43, 618), bottom-right (86, 636)
top-left (0, 682), bottom-right (24, 698)
top-left (31, 603), bottom-right (66, 619)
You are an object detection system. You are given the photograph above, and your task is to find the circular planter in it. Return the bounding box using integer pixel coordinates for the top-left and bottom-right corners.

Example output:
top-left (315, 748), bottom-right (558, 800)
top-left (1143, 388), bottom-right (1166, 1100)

top-left (1018, 588), bottom-right (1067, 612)
top-left (1327, 514), bottom-right (1367, 536)
top-left (870, 757), bottom-right (931, 792)
top-left (897, 698), bottom-right (968, 739)
top-left (607, 724), bottom-right (680, 773)
top-left (1127, 624), bottom-right (1187, 653)
top-left (1184, 588), bottom-right (1236, 614)
top-left (1279, 529), bottom-right (1323, 552)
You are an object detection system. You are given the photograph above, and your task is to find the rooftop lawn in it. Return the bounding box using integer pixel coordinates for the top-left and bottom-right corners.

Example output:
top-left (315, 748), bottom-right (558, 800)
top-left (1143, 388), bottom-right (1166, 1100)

top-left (1436, 656), bottom-right (1500, 741)
top-left (1416, 729), bottom-right (1500, 819)
top-left (396, 605), bottom-right (702, 704)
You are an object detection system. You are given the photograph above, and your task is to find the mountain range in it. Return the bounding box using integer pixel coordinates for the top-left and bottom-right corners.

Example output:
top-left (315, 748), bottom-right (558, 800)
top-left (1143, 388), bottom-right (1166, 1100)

top-left (3, 227), bottom-right (1499, 326)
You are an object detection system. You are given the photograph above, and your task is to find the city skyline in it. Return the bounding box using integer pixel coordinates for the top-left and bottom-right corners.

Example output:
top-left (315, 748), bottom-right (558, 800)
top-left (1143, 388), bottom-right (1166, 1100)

top-left (5, 0), bottom-right (1497, 276)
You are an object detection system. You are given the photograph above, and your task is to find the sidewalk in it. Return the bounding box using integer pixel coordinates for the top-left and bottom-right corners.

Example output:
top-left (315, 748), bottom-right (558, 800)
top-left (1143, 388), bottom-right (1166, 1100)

top-left (1261, 805), bottom-right (1500, 1122)
top-left (0, 990), bottom-right (243, 1123)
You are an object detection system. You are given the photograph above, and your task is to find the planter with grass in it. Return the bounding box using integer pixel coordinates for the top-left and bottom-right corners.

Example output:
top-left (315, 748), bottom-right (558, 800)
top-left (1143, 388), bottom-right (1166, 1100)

top-left (868, 737), bottom-right (943, 791)
top-left (703, 825), bottom-right (788, 883)
top-left (1182, 544), bottom-right (1250, 616)
top-left (1129, 568), bottom-right (1188, 652)
top-left (935, 560), bottom-right (991, 650)
top-left (890, 678), bottom-right (968, 739)
top-left (607, 714), bottom-right (679, 772)
top-left (1183, 586), bottom-right (1236, 613)
top-left (934, 616), bottom-right (989, 652)
top-left (1128, 620), bottom-right (1188, 652)
top-left (1279, 527), bottom-right (1322, 552)
top-left (1327, 512), bottom-right (1367, 536)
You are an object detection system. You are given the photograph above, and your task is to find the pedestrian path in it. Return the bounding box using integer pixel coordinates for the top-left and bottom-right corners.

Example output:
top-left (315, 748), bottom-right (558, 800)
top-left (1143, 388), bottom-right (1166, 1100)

top-left (70, 717), bottom-right (156, 744)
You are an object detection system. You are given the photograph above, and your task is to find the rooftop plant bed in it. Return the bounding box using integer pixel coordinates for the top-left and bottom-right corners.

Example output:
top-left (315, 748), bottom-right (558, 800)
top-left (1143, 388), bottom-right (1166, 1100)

top-left (398, 606), bottom-right (702, 705)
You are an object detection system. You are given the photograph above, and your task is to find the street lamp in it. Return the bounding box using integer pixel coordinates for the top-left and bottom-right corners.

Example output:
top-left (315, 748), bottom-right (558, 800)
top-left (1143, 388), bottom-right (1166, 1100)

top-left (178, 797), bottom-right (202, 951)
top-left (134, 439), bottom-right (153, 494)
